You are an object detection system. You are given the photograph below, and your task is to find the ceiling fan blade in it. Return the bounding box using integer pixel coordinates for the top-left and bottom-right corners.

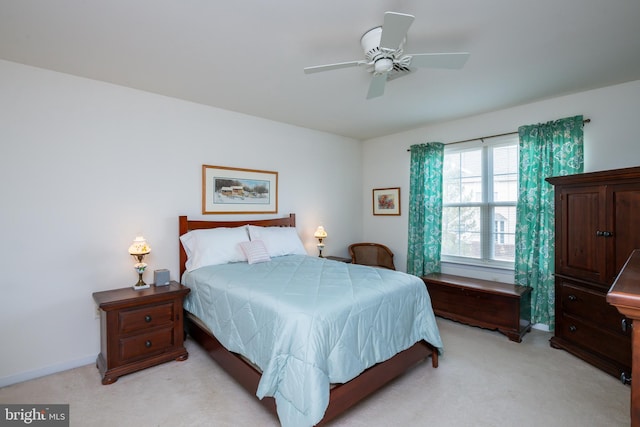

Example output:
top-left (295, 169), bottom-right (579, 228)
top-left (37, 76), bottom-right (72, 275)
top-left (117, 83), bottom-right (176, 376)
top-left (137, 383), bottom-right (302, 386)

top-left (366, 73), bottom-right (387, 99)
top-left (304, 61), bottom-right (365, 74)
top-left (380, 12), bottom-right (415, 50)
top-left (408, 52), bottom-right (470, 69)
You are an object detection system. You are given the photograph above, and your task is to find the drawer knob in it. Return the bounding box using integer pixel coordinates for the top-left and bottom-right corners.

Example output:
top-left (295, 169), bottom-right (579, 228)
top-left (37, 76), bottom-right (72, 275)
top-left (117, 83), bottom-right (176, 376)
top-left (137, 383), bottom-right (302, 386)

top-left (569, 325), bottom-right (577, 332)
top-left (621, 372), bottom-right (632, 385)
top-left (144, 315), bottom-right (152, 323)
top-left (145, 340), bottom-right (152, 348)
top-left (568, 295), bottom-right (577, 302)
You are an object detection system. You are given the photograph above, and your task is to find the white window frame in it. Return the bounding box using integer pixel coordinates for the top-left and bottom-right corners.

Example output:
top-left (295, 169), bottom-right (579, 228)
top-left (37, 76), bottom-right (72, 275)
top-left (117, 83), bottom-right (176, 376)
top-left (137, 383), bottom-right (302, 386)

top-left (441, 135), bottom-right (519, 270)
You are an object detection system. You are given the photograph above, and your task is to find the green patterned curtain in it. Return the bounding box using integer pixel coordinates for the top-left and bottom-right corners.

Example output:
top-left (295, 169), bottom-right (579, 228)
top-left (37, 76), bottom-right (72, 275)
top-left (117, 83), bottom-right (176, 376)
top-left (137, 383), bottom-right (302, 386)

top-left (514, 115), bottom-right (584, 329)
top-left (407, 142), bottom-right (444, 276)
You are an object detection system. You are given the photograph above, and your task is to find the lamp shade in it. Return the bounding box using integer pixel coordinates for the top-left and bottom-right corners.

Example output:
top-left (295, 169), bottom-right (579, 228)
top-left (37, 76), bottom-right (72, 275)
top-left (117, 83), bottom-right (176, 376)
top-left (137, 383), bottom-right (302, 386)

top-left (128, 235), bottom-right (151, 255)
top-left (314, 226), bottom-right (327, 239)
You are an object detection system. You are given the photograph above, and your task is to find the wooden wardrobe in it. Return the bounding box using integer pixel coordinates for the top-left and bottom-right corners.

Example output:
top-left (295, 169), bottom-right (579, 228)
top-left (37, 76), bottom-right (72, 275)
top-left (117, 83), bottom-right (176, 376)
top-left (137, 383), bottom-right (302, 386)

top-left (547, 166), bottom-right (640, 382)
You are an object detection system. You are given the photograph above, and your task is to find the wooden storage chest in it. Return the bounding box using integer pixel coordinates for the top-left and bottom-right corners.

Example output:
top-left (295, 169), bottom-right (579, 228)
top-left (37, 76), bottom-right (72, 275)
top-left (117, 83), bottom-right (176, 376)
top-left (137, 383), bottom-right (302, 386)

top-left (423, 273), bottom-right (531, 342)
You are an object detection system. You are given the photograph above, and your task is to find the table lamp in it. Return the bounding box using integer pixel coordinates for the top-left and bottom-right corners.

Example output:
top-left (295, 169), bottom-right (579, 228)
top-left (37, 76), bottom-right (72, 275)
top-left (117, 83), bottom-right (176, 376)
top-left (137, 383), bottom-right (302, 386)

top-left (314, 226), bottom-right (327, 257)
top-left (128, 235), bottom-right (151, 290)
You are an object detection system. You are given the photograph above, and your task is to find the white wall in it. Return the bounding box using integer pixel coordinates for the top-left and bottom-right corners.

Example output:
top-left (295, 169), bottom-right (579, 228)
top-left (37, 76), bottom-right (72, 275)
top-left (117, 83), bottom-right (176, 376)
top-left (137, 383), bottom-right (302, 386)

top-left (3, 55), bottom-right (639, 386)
top-left (0, 59), bottom-right (362, 386)
top-left (362, 80), bottom-right (640, 280)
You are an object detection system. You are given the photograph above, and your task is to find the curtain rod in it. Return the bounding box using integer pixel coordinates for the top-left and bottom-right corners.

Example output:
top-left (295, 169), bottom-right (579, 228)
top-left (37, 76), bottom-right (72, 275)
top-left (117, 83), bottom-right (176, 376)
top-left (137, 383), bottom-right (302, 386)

top-left (406, 118), bottom-right (591, 151)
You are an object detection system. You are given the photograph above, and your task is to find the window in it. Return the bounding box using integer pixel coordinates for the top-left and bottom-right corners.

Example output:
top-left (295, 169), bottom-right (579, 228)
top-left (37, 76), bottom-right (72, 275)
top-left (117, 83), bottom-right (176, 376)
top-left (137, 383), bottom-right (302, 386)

top-left (441, 137), bottom-right (519, 269)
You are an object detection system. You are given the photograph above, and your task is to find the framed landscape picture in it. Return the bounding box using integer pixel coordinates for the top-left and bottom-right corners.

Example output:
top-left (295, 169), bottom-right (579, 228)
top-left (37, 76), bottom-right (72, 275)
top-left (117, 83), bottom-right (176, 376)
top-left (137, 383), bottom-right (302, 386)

top-left (202, 165), bottom-right (278, 214)
top-left (372, 187), bottom-right (401, 216)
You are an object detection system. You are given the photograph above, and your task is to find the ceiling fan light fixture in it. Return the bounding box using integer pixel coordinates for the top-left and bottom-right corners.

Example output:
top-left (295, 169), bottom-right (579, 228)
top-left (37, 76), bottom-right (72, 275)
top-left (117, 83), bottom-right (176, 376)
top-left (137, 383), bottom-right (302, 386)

top-left (374, 58), bottom-right (393, 74)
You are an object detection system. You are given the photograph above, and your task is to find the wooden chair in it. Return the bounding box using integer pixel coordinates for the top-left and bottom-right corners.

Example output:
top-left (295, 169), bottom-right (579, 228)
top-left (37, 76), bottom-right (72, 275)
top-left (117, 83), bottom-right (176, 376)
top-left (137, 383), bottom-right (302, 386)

top-left (348, 243), bottom-right (396, 270)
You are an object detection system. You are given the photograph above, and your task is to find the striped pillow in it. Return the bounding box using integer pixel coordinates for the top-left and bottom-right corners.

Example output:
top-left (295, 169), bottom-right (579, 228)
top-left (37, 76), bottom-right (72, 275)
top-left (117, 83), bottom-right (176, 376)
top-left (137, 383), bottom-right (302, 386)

top-left (239, 240), bottom-right (271, 264)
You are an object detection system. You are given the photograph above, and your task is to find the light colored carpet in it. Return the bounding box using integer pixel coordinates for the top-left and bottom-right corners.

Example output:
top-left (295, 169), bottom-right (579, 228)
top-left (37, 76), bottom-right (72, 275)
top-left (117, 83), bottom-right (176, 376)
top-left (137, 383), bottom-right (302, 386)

top-left (0, 318), bottom-right (630, 426)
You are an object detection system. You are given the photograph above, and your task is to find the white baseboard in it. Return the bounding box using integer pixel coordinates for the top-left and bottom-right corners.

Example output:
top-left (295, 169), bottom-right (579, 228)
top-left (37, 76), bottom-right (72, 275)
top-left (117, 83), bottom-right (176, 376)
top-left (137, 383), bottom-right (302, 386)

top-left (0, 355), bottom-right (96, 388)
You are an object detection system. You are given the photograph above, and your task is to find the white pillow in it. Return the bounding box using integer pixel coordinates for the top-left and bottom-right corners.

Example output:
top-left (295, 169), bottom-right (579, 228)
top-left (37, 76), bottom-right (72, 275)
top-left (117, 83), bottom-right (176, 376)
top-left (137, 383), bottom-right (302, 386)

top-left (239, 240), bottom-right (271, 264)
top-left (247, 225), bottom-right (307, 257)
top-left (180, 226), bottom-right (249, 271)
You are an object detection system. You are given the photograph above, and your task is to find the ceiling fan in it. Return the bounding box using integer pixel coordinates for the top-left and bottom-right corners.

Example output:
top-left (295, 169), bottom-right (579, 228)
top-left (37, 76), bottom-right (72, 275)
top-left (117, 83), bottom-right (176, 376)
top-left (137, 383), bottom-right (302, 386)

top-left (304, 11), bottom-right (470, 99)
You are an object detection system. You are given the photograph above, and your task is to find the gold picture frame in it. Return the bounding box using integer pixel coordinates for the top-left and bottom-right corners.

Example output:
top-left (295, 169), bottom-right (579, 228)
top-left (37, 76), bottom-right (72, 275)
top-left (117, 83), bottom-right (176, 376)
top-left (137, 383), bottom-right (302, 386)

top-left (202, 165), bottom-right (278, 214)
top-left (372, 187), bottom-right (401, 216)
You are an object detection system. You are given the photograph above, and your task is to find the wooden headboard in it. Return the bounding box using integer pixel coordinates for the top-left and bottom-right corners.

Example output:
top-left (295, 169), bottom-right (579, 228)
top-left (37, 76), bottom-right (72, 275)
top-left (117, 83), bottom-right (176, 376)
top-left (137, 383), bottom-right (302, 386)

top-left (178, 214), bottom-right (296, 279)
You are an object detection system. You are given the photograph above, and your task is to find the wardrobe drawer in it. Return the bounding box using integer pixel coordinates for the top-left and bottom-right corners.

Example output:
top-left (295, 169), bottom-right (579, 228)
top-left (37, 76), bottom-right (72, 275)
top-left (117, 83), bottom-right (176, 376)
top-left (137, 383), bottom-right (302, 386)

top-left (559, 281), bottom-right (628, 335)
top-left (559, 314), bottom-right (631, 367)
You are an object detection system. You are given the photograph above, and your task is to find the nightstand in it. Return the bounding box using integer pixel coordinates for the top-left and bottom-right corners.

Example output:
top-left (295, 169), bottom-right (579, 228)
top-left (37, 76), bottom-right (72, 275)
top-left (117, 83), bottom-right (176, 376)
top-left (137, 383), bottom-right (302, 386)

top-left (93, 281), bottom-right (190, 384)
top-left (325, 256), bottom-right (352, 263)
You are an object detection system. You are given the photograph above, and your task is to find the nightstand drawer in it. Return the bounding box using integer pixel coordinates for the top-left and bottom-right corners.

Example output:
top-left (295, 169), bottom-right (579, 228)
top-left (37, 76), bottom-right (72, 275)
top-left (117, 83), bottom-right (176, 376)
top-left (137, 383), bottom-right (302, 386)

top-left (119, 302), bottom-right (174, 334)
top-left (119, 327), bottom-right (174, 362)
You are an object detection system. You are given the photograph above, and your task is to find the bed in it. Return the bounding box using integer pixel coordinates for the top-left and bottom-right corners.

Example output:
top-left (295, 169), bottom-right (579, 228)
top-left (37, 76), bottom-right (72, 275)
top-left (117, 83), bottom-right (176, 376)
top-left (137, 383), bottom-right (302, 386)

top-left (179, 214), bottom-right (442, 426)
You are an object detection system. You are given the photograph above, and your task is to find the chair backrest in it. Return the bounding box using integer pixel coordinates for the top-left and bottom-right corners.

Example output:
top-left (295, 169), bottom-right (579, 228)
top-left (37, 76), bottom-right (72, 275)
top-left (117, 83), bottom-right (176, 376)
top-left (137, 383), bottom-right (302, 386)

top-left (348, 243), bottom-right (396, 270)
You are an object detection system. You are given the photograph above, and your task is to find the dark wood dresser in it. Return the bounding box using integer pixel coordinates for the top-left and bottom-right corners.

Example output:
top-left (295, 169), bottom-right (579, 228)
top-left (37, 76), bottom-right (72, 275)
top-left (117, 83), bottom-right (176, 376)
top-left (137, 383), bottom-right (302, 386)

top-left (608, 250), bottom-right (640, 425)
top-left (93, 281), bottom-right (190, 384)
top-left (547, 166), bottom-right (640, 381)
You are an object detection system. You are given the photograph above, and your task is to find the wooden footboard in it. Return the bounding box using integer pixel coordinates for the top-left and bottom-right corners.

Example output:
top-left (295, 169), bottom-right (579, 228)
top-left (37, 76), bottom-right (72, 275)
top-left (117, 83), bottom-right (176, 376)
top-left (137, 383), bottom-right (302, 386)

top-left (185, 314), bottom-right (437, 425)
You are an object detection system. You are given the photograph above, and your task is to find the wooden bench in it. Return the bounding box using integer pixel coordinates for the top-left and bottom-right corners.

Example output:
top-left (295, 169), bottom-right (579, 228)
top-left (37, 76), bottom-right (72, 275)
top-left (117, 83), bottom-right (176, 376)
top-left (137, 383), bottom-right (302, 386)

top-left (422, 273), bottom-right (532, 342)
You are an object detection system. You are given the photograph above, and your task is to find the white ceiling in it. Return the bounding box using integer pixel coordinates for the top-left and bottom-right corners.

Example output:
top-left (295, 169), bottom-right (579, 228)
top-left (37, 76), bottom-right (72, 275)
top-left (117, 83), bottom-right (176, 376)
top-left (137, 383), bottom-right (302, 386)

top-left (1, 1), bottom-right (640, 140)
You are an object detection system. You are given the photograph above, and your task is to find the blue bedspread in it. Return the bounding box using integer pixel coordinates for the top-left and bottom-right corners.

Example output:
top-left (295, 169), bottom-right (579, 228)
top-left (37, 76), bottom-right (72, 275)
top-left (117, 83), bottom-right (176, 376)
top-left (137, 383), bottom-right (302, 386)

top-left (182, 255), bottom-right (442, 427)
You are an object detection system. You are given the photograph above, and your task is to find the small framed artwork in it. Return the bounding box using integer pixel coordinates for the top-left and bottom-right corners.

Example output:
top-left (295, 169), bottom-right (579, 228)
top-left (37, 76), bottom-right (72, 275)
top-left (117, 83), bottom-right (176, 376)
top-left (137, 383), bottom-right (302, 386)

top-left (202, 165), bottom-right (278, 214)
top-left (372, 187), bottom-right (401, 216)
